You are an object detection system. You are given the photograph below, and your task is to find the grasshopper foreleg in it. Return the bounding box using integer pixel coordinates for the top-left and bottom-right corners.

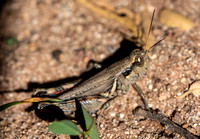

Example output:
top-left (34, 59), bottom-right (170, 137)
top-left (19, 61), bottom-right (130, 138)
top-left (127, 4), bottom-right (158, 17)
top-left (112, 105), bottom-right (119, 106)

top-left (132, 83), bottom-right (149, 110)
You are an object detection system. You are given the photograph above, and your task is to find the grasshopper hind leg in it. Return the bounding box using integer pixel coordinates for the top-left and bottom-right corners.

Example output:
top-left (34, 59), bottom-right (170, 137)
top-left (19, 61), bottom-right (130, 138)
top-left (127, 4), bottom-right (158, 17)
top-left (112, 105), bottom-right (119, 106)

top-left (33, 80), bottom-right (81, 97)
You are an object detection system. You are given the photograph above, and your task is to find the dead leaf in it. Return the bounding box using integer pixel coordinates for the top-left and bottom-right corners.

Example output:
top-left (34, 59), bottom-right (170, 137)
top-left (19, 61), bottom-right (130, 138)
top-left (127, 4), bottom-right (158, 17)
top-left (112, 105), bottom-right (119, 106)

top-left (159, 8), bottom-right (194, 31)
top-left (176, 81), bottom-right (200, 99)
top-left (76, 0), bottom-right (154, 49)
top-left (23, 97), bottom-right (62, 103)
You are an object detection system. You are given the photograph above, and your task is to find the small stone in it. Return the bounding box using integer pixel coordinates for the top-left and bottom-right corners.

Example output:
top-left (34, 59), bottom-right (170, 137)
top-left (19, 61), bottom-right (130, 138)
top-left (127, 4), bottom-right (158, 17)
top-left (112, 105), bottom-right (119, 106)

top-left (120, 113), bottom-right (125, 119)
top-left (110, 112), bottom-right (116, 117)
top-left (124, 131), bottom-right (129, 134)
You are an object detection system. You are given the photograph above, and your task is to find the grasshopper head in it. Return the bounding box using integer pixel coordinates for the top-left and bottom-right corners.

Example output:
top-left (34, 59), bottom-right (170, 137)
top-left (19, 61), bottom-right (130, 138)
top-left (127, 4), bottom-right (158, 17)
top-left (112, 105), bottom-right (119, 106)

top-left (129, 49), bottom-right (149, 76)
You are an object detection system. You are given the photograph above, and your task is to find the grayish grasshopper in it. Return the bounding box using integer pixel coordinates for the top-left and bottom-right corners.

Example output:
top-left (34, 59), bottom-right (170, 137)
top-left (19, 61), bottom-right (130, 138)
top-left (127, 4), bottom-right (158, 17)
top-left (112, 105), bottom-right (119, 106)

top-left (36, 48), bottom-right (150, 113)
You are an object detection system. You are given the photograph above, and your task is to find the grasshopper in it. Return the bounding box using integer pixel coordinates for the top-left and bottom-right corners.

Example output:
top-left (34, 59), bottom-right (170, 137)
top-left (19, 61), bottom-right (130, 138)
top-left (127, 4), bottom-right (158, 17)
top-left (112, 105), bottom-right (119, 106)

top-left (35, 48), bottom-right (152, 113)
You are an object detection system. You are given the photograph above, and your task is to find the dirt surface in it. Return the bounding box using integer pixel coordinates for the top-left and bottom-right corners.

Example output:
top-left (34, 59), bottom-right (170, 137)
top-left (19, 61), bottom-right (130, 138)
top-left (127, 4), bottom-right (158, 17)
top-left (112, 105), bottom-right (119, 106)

top-left (0, 0), bottom-right (199, 138)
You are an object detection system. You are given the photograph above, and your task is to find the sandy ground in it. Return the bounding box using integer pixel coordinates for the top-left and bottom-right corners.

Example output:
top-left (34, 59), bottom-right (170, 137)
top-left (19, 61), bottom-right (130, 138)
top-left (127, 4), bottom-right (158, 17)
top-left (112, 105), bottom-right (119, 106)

top-left (0, 0), bottom-right (199, 138)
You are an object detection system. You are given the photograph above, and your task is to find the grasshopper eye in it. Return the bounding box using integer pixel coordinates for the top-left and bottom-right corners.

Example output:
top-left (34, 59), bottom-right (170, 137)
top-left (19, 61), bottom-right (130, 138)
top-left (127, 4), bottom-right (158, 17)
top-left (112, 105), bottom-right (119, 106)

top-left (136, 56), bottom-right (142, 63)
top-left (135, 55), bottom-right (144, 66)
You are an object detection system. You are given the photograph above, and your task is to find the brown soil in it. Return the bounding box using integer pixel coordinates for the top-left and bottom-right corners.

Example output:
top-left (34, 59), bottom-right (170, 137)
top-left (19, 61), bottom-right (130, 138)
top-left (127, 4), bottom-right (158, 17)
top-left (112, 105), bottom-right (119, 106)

top-left (0, 0), bottom-right (199, 138)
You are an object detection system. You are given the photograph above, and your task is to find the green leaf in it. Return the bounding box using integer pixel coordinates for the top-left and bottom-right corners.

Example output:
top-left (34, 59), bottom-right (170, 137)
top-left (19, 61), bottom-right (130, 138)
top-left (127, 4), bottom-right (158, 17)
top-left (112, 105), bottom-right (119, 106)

top-left (80, 102), bottom-right (100, 139)
top-left (0, 101), bottom-right (23, 111)
top-left (48, 120), bottom-right (81, 135)
top-left (5, 37), bottom-right (19, 46)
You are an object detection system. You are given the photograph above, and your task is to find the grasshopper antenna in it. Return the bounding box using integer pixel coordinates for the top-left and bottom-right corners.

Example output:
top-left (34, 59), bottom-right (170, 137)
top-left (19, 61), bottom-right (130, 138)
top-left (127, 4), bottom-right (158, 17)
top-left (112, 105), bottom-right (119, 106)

top-left (145, 9), bottom-right (155, 50)
top-left (144, 9), bottom-right (165, 53)
top-left (146, 37), bottom-right (165, 53)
